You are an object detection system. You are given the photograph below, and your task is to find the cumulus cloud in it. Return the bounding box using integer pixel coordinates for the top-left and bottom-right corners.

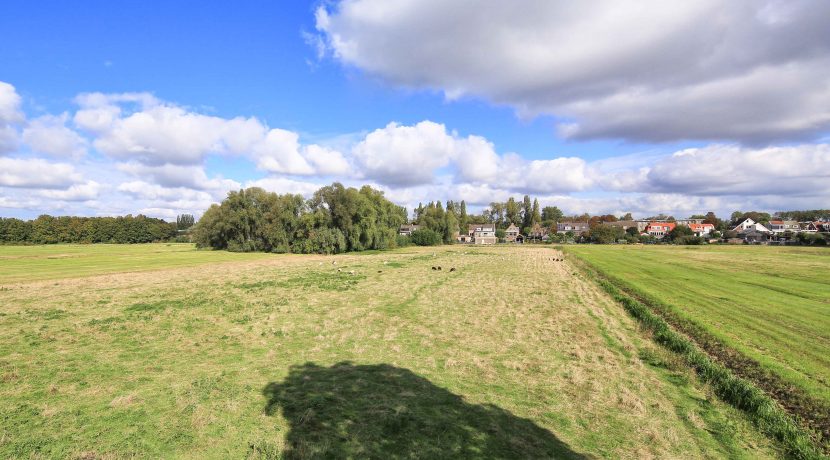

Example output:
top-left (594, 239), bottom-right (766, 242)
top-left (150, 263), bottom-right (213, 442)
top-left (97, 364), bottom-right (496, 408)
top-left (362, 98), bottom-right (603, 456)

top-left (37, 181), bottom-right (102, 201)
top-left (0, 81), bottom-right (24, 154)
top-left (116, 162), bottom-right (240, 193)
top-left (352, 121), bottom-right (457, 185)
top-left (596, 144), bottom-right (830, 196)
top-left (243, 177), bottom-right (325, 196)
top-left (22, 113), bottom-right (87, 159)
top-left (0, 158), bottom-right (83, 188)
top-left (350, 120), bottom-right (594, 193)
top-left (74, 91), bottom-right (350, 177)
top-left (316, 0), bottom-right (830, 143)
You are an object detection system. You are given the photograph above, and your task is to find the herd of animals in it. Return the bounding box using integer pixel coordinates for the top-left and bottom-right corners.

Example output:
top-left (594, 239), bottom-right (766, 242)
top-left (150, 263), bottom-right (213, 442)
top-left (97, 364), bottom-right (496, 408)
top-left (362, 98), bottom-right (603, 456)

top-left (319, 252), bottom-right (565, 278)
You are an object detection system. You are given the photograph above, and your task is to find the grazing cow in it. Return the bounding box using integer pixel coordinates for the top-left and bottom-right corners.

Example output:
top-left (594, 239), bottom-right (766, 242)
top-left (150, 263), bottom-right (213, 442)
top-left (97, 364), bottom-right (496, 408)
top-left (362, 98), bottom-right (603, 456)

top-left (431, 266), bottom-right (437, 270)
top-left (449, 267), bottom-right (456, 272)
top-left (437, 266), bottom-right (442, 270)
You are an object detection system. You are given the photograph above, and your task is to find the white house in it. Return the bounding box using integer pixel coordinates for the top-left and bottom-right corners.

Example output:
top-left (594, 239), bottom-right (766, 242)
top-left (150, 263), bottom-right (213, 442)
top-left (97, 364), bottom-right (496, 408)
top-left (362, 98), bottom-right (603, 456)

top-left (732, 218), bottom-right (770, 233)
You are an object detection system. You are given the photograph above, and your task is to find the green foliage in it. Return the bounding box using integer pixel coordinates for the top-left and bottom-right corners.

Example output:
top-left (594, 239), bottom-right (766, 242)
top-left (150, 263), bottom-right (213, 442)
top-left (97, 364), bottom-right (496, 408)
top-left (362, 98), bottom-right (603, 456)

top-left (731, 211), bottom-right (772, 226)
top-left (176, 214), bottom-right (195, 230)
top-left (0, 215), bottom-right (176, 244)
top-left (588, 224), bottom-right (625, 244)
top-left (542, 206), bottom-right (564, 226)
top-left (193, 183), bottom-right (406, 253)
top-left (669, 225), bottom-right (704, 244)
top-left (395, 234), bottom-right (412, 248)
top-left (495, 228), bottom-right (506, 243)
top-left (409, 228), bottom-right (442, 246)
top-left (775, 210), bottom-right (830, 222)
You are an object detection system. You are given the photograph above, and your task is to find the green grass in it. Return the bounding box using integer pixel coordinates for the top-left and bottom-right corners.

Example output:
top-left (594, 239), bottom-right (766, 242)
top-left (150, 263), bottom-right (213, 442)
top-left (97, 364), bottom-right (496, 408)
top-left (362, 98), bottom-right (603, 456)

top-left (0, 243), bottom-right (271, 282)
top-left (563, 246), bottom-right (830, 404)
top-left (564, 244), bottom-right (830, 455)
top-left (0, 244), bottom-right (780, 458)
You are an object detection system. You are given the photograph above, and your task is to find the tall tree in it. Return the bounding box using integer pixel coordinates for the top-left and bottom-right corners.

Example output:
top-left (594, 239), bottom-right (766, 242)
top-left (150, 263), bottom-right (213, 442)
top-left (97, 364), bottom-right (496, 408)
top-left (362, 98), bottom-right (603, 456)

top-left (505, 198), bottom-right (521, 227)
top-left (521, 195), bottom-right (533, 231)
top-left (459, 200), bottom-right (469, 231)
top-left (531, 198), bottom-right (541, 226)
top-left (541, 206), bottom-right (563, 226)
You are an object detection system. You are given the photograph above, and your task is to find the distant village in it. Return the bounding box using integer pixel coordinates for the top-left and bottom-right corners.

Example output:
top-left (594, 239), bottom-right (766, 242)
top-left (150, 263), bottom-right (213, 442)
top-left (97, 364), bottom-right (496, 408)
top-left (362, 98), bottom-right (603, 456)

top-left (399, 217), bottom-right (830, 245)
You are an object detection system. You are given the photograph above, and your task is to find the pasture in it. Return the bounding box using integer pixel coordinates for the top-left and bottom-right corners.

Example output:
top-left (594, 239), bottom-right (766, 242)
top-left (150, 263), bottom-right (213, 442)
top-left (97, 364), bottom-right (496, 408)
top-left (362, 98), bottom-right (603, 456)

top-left (0, 244), bottom-right (777, 458)
top-left (565, 245), bottom-right (830, 442)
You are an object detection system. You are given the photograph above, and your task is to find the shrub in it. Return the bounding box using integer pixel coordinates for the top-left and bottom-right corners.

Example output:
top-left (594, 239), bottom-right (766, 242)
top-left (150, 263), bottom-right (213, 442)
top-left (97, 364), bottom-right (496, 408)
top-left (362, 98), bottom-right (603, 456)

top-left (395, 234), bottom-right (412, 248)
top-left (409, 228), bottom-right (443, 246)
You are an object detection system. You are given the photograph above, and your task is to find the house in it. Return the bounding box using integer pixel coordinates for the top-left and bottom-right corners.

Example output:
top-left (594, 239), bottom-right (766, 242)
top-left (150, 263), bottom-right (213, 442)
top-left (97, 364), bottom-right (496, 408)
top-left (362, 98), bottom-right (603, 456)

top-left (644, 221), bottom-right (676, 238)
top-left (527, 223), bottom-right (549, 241)
top-left (557, 222), bottom-right (590, 234)
top-left (767, 220), bottom-right (801, 234)
top-left (398, 224), bottom-right (421, 236)
top-left (676, 218), bottom-right (704, 226)
top-left (688, 223), bottom-right (715, 237)
top-left (605, 220), bottom-right (638, 232)
top-left (732, 218), bottom-right (770, 233)
top-left (742, 228), bottom-right (770, 244)
top-left (505, 223), bottom-right (521, 243)
top-left (468, 223), bottom-right (497, 245)
top-left (799, 222), bottom-right (820, 233)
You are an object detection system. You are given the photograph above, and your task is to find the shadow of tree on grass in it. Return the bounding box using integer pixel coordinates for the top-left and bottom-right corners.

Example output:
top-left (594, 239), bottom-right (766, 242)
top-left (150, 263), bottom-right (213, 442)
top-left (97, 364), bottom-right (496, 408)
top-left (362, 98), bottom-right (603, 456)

top-left (262, 362), bottom-right (589, 459)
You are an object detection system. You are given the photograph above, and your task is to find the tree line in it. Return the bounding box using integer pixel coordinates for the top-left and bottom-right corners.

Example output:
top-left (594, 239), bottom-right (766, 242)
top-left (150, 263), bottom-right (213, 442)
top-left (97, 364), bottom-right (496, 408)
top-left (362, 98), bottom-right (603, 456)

top-left (0, 214), bottom-right (178, 244)
top-left (192, 183), bottom-right (407, 253)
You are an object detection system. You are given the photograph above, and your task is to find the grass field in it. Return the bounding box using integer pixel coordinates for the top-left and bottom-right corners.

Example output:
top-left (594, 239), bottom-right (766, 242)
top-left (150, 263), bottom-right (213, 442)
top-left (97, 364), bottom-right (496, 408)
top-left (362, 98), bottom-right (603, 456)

top-left (565, 245), bottom-right (830, 442)
top-left (0, 244), bottom-right (271, 283)
top-left (0, 244), bottom-right (779, 458)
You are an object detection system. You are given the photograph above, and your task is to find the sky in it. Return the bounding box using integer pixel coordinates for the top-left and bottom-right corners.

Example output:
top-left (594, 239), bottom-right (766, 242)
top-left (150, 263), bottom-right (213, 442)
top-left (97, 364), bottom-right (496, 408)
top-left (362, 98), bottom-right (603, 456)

top-left (1, 0), bottom-right (829, 221)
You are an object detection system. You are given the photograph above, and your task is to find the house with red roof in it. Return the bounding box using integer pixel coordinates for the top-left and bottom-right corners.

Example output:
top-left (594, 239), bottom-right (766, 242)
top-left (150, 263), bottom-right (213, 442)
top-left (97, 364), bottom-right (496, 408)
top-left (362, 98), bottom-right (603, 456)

top-left (644, 221), bottom-right (675, 238)
top-left (688, 223), bottom-right (715, 237)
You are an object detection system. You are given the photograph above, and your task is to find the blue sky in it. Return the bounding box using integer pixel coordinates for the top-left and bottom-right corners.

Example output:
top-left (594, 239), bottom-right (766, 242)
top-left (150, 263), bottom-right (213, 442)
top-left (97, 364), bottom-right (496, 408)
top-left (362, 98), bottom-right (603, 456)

top-left (1, 1), bottom-right (829, 220)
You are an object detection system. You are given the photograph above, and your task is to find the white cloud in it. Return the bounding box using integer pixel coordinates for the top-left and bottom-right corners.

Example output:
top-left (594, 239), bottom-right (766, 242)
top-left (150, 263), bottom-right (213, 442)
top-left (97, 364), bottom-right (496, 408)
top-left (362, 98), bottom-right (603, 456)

top-left (0, 157), bottom-right (83, 188)
top-left (352, 121), bottom-right (456, 186)
top-left (244, 177), bottom-right (324, 196)
top-left (642, 144), bottom-right (830, 195)
top-left (74, 91), bottom-right (349, 177)
top-left (22, 113), bottom-right (87, 159)
top-left (37, 181), bottom-right (102, 201)
top-left (349, 120), bottom-right (594, 193)
top-left (316, 0), bottom-right (830, 143)
top-left (0, 81), bottom-right (24, 154)
top-left (116, 162), bottom-right (240, 193)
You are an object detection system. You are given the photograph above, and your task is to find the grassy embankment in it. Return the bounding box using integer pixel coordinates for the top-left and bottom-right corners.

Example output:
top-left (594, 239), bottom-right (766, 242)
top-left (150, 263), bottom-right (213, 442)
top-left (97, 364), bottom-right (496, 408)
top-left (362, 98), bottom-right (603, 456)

top-left (0, 244), bottom-right (779, 458)
top-left (565, 244), bottom-right (829, 456)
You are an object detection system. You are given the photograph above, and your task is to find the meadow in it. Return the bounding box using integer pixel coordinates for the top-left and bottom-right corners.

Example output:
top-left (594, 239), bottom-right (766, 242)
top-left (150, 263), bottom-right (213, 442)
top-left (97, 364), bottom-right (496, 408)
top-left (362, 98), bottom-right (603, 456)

top-left (0, 244), bottom-right (778, 458)
top-left (565, 245), bottom-right (830, 444)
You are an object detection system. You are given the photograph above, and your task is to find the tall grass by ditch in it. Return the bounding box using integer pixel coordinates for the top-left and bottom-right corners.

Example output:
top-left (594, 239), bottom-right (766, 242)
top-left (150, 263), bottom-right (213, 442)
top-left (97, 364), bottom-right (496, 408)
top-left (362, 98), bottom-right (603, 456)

top-left (565, 253), bottom-right (825, 460)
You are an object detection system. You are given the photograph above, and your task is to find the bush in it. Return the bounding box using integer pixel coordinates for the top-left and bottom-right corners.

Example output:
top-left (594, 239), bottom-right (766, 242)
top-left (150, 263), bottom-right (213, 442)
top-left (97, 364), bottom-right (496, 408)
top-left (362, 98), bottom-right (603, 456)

top-left (395, 234), bottom-right (412, 248)
top-left (674, 235), bottom-right (704, 245)
top-left (588, 225), bottom-right (625, 244)
top-left (409, 228), bottom-right (443, 246)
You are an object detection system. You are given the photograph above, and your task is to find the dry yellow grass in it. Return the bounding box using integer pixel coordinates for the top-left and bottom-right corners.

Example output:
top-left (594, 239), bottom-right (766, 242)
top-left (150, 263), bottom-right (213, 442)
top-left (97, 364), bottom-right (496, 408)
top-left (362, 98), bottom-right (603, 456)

top-left (0, 245), bottom-right (778, 458)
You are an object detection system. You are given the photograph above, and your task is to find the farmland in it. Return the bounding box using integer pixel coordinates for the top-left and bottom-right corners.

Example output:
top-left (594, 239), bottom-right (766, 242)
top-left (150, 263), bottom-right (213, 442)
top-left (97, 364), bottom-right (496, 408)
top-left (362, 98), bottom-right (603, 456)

top-left (0, 244), bottom-right (777, 458)
top-left (565, 245), bottom-right (830, 442)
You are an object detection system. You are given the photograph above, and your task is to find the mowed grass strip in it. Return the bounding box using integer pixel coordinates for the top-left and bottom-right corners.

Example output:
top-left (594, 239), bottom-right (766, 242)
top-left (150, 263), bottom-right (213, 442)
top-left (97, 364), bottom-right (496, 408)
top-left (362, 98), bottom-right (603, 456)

top-left (0, 243), bottom-right (271, 283)
top-left (565, 246), bottom-right (830, 439)
top-left (0, 245), bottom-right (778, 458)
